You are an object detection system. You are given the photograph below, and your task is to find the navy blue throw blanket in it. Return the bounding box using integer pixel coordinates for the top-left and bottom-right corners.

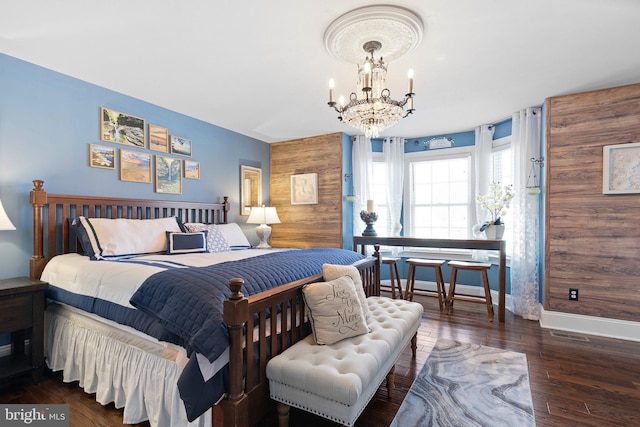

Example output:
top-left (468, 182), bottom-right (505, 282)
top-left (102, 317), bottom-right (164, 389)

top-left (129, 248), bottom-right (365, 421)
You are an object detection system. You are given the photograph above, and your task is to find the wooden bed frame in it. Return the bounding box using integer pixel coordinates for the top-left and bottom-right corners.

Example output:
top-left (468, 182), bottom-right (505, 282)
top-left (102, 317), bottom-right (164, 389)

top-left (29, 179), bottom-right (380, 427)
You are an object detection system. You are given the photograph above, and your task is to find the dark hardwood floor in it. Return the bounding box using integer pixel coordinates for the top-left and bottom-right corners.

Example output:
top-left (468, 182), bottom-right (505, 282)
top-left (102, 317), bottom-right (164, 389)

top-left (2, 295), bottom-right (639, 426)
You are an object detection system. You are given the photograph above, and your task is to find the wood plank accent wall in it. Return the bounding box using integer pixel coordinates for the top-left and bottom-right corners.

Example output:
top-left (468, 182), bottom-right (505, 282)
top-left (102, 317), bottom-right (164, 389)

top-left (545, 83), bottom-right (640, 322)
top-left (269, 133), bottom-right (344, 249)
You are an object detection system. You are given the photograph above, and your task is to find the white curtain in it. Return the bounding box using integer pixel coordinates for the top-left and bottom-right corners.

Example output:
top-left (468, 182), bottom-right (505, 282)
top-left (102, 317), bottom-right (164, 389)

top-left (473, 125), bottom-right (495, 260)
top-left (474, 124), bottom-right (495, 228)
top-left (352, 135), bottom-right (373, 237)
top-left (510, 107), bottom-right (542, 320)
top-left (382, 137), bottom-right (405, 236)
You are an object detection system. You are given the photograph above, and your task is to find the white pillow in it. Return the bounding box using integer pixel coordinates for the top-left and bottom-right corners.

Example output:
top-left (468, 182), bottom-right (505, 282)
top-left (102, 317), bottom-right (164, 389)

top-left (73, 216), bottom-right (183, 259)
top-left (217, 223), bottom-right (251, 249)
top-left (322, 263), bottom-right (371, 321)
top-left (302, 276), bottom-right (368, 345)
top-left (184, 223), bottom-right (231, 253)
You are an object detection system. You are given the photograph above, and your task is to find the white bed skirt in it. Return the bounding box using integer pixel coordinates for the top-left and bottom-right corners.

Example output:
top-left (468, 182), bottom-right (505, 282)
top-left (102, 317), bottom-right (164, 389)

top-left (45, 304), bottom-right (211, 427)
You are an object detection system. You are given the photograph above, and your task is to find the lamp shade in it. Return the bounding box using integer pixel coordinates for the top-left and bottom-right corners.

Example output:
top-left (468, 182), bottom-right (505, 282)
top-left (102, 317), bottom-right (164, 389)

top-left (247, 206), bottom-right (281, 225)
top-left (0, 198), bottom-right (16, 231)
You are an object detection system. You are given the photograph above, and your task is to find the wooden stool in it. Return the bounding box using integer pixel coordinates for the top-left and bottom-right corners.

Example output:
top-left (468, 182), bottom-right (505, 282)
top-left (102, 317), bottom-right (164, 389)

top-left (404, 258), bottom-right (447, 311)
top-left (446, 261), bottom-right (494, 321)
top-left (381, 257), bottom-right (403, 299)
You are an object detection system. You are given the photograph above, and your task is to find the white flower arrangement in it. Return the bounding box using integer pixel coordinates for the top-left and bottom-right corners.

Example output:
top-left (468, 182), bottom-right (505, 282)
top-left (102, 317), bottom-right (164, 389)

top-left (476, 182), bottom-right (514, 231)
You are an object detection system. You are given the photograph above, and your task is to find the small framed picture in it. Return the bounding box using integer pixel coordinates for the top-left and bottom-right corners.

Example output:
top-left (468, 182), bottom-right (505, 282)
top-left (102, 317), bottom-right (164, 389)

top-left (156, 155), bottom-right (182, 194)
top-left (170, 135), bottom-right (192, 156)
top-left (603, 142), bottom-right (640, 194)
top-left (100, 107), bottom-right (145, 148)
top-left (149, 124), bottom-right (169, 152)
top-left (184, 160), bottom-right (200, 179)
top-left (119, 149), bottom-right (151, 183)
top-left (291, 173), bottom-right (318, 205)
top-left (89, 144), bottom-right (115, 169)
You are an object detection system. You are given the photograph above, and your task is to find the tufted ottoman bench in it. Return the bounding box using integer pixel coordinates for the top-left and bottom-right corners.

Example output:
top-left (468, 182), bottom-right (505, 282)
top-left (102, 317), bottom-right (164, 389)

top-left (266, 296), bottom-right (424, 427)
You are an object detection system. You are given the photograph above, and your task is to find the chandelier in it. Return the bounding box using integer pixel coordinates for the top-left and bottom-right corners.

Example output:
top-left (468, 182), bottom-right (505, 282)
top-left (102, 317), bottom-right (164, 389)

top-left (328, 40), bottom-right (414, 139)
top-left (323, 5), bottom-right (423, 139)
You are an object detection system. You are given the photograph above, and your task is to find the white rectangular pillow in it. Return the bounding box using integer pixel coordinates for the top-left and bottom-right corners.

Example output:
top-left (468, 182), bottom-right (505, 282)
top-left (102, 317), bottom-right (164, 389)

top-left (74, 216), bottom-right (183, 259)
top-left (216, 223), bottom-right (252, 249)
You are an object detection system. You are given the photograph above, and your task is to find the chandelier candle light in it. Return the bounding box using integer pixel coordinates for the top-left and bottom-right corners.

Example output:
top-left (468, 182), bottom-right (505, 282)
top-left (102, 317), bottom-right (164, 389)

top-left (328, 40), bottom-right (415, 139)
top-left (247, 205), bottom-right (281, 249)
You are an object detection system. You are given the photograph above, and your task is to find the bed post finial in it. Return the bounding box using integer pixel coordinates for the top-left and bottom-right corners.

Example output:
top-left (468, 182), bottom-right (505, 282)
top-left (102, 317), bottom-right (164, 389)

top-left (30, 179), bottom-right (47, 280)
top-left (228, 278), bottom-right (244, 300)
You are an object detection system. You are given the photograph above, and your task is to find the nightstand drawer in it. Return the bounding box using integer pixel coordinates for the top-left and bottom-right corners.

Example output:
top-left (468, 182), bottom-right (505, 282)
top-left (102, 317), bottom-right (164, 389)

top-left (0, 295), bottom-right (33, 333)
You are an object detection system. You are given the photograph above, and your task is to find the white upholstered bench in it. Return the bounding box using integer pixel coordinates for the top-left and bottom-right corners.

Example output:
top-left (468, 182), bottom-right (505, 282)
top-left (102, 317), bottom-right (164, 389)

top-left (266, 296), bottom-right (424, 427)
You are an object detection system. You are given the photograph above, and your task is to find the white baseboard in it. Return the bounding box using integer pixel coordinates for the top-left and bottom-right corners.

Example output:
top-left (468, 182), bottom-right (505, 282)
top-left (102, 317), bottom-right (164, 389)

top-left (539, 305), bottom-right (640, 343)
top-left (384, 280), bottom-right (639, 342)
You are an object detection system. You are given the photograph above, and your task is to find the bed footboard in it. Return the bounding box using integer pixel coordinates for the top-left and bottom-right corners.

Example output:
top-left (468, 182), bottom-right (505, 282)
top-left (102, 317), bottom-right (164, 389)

top-left (217, 254), bottom-right (379, 427)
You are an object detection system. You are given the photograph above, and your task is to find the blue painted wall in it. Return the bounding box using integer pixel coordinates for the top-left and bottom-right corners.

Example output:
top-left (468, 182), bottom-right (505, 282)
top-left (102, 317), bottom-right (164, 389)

top-left (0, 53), bottom-right (270, 280)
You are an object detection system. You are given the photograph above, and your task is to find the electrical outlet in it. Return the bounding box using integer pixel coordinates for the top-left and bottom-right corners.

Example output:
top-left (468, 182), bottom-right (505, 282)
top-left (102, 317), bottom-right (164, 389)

top-left (569, 288), bottom-right (579, 301)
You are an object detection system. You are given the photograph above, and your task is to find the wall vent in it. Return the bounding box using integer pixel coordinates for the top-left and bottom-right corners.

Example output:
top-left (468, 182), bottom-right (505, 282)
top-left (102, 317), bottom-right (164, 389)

top-left (549, 331), bottom-right (590, 342)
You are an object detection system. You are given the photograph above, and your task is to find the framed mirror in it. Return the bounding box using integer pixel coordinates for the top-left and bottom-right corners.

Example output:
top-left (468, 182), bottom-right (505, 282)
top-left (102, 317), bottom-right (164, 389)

top-left (240, 165), bottom-right (262, 215)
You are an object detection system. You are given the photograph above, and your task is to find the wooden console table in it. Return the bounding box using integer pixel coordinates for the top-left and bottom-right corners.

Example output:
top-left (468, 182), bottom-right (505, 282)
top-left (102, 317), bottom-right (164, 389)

top-left (353, 236), bottom-right (507, 322)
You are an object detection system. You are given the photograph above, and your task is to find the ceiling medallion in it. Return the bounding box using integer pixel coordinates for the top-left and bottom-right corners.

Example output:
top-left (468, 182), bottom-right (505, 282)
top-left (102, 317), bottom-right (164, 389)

top-left (324, 5), bottom-right (424, 139)
top-left (324, 5), bottom-right (424, 64)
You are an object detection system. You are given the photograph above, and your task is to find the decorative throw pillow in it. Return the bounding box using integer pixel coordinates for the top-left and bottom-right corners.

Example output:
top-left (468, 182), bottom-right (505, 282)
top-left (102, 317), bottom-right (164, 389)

top-left (184, 223), bottom-right (231, 253)
top-left (72, 216), bottom-right (183, 260)
top-left (302, 276), bottom-right (368, 345)
top-left (166, 231), bottom-right (208, 254)
top-left (216, 223), bottom-right (252, 249)
top-left (322, 263), bottom-right (371, 321)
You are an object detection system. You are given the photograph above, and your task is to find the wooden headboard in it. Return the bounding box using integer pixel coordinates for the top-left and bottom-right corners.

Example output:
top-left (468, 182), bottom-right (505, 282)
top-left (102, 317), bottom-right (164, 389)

top-left (29, 179), bottom-right (230, 279)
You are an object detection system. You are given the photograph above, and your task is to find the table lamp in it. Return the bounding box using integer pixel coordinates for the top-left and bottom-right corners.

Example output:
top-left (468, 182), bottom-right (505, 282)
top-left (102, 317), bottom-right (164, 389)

top-left (247, 205), bottom-right (281, 249)
top-left (0, 198), bottom-right (16, 230)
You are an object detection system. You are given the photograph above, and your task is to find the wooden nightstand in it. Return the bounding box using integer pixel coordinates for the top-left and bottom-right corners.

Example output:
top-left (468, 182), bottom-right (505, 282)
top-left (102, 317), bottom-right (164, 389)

top-left (0, 277), bottom-right (48, 384)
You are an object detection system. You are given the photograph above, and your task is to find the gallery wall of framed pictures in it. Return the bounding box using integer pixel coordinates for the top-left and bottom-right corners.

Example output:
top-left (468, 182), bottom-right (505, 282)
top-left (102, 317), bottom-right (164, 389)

top-left (89, 107), bottom-right (201, 194)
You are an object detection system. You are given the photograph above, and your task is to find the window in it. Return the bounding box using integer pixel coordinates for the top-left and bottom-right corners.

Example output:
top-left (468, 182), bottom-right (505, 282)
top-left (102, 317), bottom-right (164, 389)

top-left (371, 155), bottom-right (391, 236)
top-left (404, 148), bottom-right (473, 239)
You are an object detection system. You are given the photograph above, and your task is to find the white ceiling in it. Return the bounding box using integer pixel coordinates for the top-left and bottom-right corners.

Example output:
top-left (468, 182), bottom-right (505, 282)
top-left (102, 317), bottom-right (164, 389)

top-left (2, 1), bottom-right (639, 143)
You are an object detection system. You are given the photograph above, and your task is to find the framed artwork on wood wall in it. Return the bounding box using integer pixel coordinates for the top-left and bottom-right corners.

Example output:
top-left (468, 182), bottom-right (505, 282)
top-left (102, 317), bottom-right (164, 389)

top-left (603, 142), bottom-right (640, 194)
top-left (290, 173), bottom-right (318, 205)
top-left (89, 144), bottom-right (115, 169)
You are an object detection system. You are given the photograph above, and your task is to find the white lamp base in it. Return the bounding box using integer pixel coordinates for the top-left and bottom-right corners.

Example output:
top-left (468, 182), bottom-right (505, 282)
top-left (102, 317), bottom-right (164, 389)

top-left (255, 223), bottom-right (272, 249)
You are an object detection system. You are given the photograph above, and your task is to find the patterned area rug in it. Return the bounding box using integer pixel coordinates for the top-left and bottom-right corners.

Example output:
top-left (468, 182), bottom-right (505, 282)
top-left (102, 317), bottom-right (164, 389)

top-left (391, 339), bottom-right (536, 427)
